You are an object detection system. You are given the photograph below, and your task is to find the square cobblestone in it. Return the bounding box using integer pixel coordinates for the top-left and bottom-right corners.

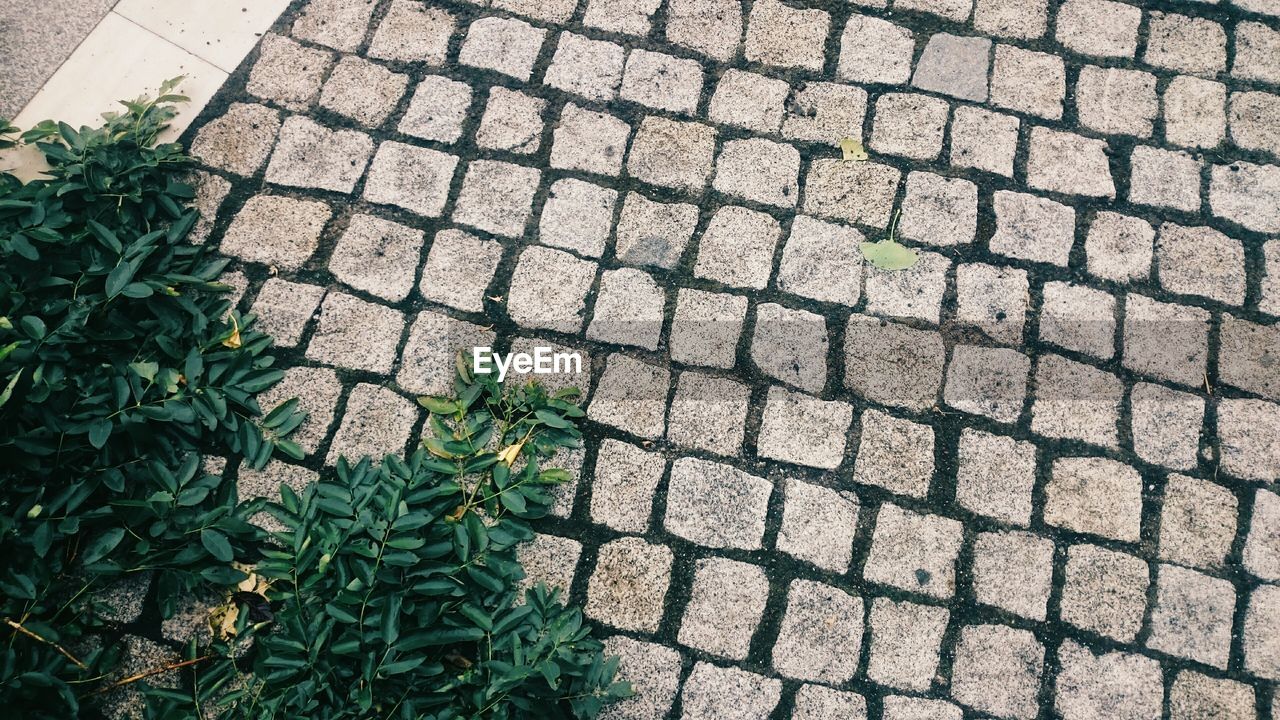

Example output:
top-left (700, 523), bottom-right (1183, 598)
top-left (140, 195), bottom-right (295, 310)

top-left (863, 503), bottom-right (964, 599)
top-left (853, 409), bottom-right (935, 499)
top-left (249, 279), bottom-right (325, 349)
top-left (664, 457), bottom-right (772, 550)
top-left (678, 557), bottom-right (769, 660)
top-left (538, 178), bottom-right (617, 258)
top-left (583, 0), bottom-right (660, 36)
top-left (396, 311), bottom-right (494, 396)
top-left (713, 138), bottom-right (801, 208)
top-left (1218, 398), bottom-right (1280, 482)
top-left (955, 263), bottom-right (1028, 345)
top-left (694, 206), bottom-right (780, 290)
top-left (1045, 456), bottom-right (1143, 543)
top-left (883, 696), bottom-right (962, 720)
top-left (458, 17), bottom-right (545, 81)
top-left (543, 32), bottom-right (625, 102)
top-left (777, 215), bottom-right (864, 307)
top-left (1085, 211), bottom-right (1154, 283)
top-left (898, 171), bottom-right (978, 246)
top-left (974, 0), bottom-right (1047, 39)
top-left (1245, 488), bottom-right (1280, 582)
top-left (319, 56), bottom-right (408, 128)
top-left (989, 190), bottom-right (1076, 266)
top-left (1164, 76), bottom-right (1227, 149)
top-left (589, 439), bottom-right (664, 533)
top-left (398, 76), bottom-right (473, 143)
top-left (1169, 670), bottom-right (1257, 720)
top-left (708, 69), bottom-right (789, 134)
top-left (1055, 0), bottom-right (1140, 58)
top-left (247, 34), bottom-right (333, 111)
top-left (515, 533), bottom-right (581, 600)
top-left (870, 93), bottom-right (950, 161)
top-left (626, 116), bottom-right (717, 194)
top-left (777, 479), bottom-right (860, 573)
top-left (613, 192), bottom-right (698, 270)
top-left (191, 103), bottom-right (281, 177)
top-left (972, 530), bottom-right (1055, 621)
top-left (772, 579), bottom-right (864, 683)
top-left (550, 103), bottom-right (630, 177)
top-left (1244, 584), bottom-right (1280, 680)
top-left (506, 245), bottom-right (597, 333)
top-left (845, 315), bottom-right (945, 411)
top-left (990, 45), bottom-right (1065, 119)
top-left (680, 663), bottom-right (780, 720)
top-left (1130, 383), bottom-right (1204, 471)
top-left (363, 141), bottom-right (459, 217)
top-left (475, 87), bottom-right (545, 155)
top-left (329, 214), bottom-right (424, 303)
top-left (585, 537), bottom-right (672, 633)
top-left (587, 354), bottom-right (670, 439)
top-left (757, 385), bottom-right (852, 469)
top-left (750, 303), bottom-right (827, 393)
top-left (587, 268), bottom-right (665, 351)
top-left (1129, 147), bottom-right (1202, 213)
top-left (255, 366), bottom-right (341, 456)
top-left (326, 384), bottom-right (418, 465)
top-left (803, 159), bottom-right (901, 228)
top-left (265, 116), bottom-right (373, 193)
top-left (955, 429), bottom-right (1037, 527)
top-left (1075, 66), bottom-right (1157, 137)
top-left (1234, 21), bottom-right (1280, 84)
top-left (452, 160), bottom-right (540, 238)
top-left (944, 344), bottom-right (1030, 424)
top-left (418, 228), bottom-right (503, 313)
top-left (620, 50), bottom-right (704, 115)
top-left (1157, 222), bottom-right (1245, 305)
top-left (1122, 293), bottom-right (1209, 388)
top-left (666, 372), bottom-right (749, 455)
top-left (1026, 127), bottom-right (1115, 198)
top-left (949, 106), bottom-right (1018, 177)
top-left (1144, 12), bottom-right (1226, 77)
top-left (305, 293), bottom-right (404, 374)
top-left (950, 625), bottom-right (1044, 720)
top-left (291, 0), bottom-right (377, 52)
top-left (367, 0), bottom-right (454, 64)
top-left (1230, 91), bottom-right (1280, 158)
top-left (1055, 640), bottom-right (1163, 720)
top-left (664, 0), bottom-right (742, 63)
top-left (1147, 563), bottom-right (1235, 668)
top-left (598, 637), bottom-right (678, 720)
top-left (1209, 161), bottom-right (1280, 234)
top-left (867, 598), bottom-right (949, 692)
top-left (1031, 354), bottom-right (1122, 448)
top-left (670, 289), bottom-right (747, 369)
top-left (782, 82), bottom-right (867, 146)
top-left (865, 251), bottom-right (949, 324)
top-left (912, 33), bottom-right (990, 102)
top-left (1160, 473), bottom-right (1236, 571)
top-left (838, 15), bottom-right (914, 84)
top-left (744, 0), bottom-right (829, 71)
top-left (1060, 543), bottom-right (1149, 642)
top-left (793, 686), bottom-right (868, 720)
top-left (221, 195), bottom-right (331, 271)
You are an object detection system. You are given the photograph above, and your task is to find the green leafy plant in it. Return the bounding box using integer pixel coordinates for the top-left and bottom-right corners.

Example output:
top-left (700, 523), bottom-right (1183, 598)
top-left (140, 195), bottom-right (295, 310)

top-left (143, 365), bottom-right (630, 719)
top-left (0, 81), bottom-right (302, 716)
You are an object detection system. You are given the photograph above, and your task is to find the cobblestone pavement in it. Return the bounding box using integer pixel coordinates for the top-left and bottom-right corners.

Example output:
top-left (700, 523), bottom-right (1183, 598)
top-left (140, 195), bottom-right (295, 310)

top-left (125, 0), bottom-right (1280, 716)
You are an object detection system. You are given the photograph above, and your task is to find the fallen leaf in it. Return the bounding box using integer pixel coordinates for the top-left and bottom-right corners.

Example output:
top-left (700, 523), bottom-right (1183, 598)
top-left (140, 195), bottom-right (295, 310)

top-left (221, 315), bottom-right (242, 349)
top-left (860, 239), bottom-right (919, 270)
top-left (496, 440), bottom-right (525, 466)
top-left (839, 137), bottom-right (868, 162)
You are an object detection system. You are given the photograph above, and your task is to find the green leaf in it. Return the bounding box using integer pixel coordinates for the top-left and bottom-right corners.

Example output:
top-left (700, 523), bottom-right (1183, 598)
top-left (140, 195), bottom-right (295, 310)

top-left (200, 528), bottom-right (234, 562)
top-left (81, 528), bottom-right (125, 565)
top-left (105, 260), bottom-right (135, 297)
top-left (87, 419), bottom-right (112, 449)
top-left (534, 409), bottom-right (572, 429)
top-left (859, 239), bottom-right (919, 270)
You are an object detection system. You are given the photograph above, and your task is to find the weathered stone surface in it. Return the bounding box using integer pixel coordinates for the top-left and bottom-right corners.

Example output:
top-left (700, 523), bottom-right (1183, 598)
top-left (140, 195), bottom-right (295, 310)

top-left (585, 537), bottom-right (672, 633)
top-left (664, 457), bottom-right (772, 550)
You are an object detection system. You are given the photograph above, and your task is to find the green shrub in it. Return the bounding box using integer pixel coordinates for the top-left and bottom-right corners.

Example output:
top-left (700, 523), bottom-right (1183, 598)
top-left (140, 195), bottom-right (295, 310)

top-left (0, 83), bottom-right (302, 716)
top-left (144, 367), bottom-right (630, 719)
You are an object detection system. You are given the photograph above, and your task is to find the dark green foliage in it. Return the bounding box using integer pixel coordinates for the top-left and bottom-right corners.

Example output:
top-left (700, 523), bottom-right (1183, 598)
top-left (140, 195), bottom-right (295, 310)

top-left (145, 368), bottom-right (631, 719)
top-left (0, 83), bottom-right (301, 716)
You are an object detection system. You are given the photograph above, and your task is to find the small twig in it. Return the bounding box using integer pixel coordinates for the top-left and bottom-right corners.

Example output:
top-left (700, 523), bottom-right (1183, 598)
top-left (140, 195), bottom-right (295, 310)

top-left (89, 654), bottom-right (214, 696)
top-left (3, 617), bottom-right (88, 670)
